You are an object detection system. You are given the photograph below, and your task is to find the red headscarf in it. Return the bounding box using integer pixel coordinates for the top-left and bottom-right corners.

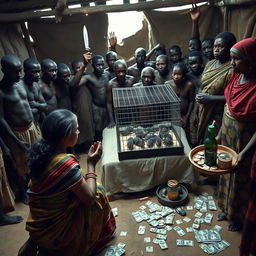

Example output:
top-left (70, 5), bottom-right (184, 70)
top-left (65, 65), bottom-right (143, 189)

top-left (225, 38), bottom-right (256, 121)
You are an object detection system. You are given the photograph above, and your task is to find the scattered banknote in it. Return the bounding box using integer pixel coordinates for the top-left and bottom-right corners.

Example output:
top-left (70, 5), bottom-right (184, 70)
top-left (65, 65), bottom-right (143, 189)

top-left (192, 223), bottom-right (200, 230)
top-left (176, 219), bottom-right (183, 225)
top-left (173, 226), bottom-right (186, 236)
top-left (195, 212), bottom-right (203, 218)
top-left (204, 213), bottom-right (213, 225)
top-left (156, 234), bottom-right (167, 240)
top-left (117, 243), bottom-right (126, 249)
top-left (186, 227), bottom-right (194, 233)
top-left (145, 246), bottom-right (153, 253)
top-left (183, 216), bottom-right (191, 223)
top-left (131, 211), bottom-right (143, 223)
top-left (200, 202), bottom-right (208, 213)
top-left (194, 218), bottom-right (202, 225)
top-left (195, 229), bottom-right (222, 243)
top-left (138, 225), bottom-right (146, 235)
top-left (119, 231), bottom-right (127, 236)
top-left (139, 205), bottom-right (147, 210)
top-left (144, 237), bottom-right (151, 243)
top-left (208, 200), bottom-right (217, 211)
top-left (186, 205), bottom-right (194, 210)
top-left (165, 225), bottom-right (173, 231)
top-left (158, 239), bottom-right (168, 250)
top-left (105, 245), bottom-right (125, 256)
top-left (212, 225), bottom-right (222, 232)
top-left (112, 208), bottom-right (118, 217)
top-left (199, 242), bottom-right (229, 255)
top-left (165, 214), bottom-right (175, 225)
top-left (176, 239), bottom-right (194, 247)
top-left (153, 238), bottom-right (160, 244)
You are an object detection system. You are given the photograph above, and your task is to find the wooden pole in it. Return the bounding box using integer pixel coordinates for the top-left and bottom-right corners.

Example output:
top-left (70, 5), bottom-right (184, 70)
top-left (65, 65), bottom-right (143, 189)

top-left (20, 23), bottom-right (37, 59)
top-left (0, 0), bottom-right (111, 13)
top-left (0, 0), bottom-right (208, 23)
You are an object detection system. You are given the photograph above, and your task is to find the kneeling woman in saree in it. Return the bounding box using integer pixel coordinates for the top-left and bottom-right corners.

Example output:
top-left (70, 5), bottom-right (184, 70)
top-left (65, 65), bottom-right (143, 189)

top-left (18, 109), bottom-right (116, 256)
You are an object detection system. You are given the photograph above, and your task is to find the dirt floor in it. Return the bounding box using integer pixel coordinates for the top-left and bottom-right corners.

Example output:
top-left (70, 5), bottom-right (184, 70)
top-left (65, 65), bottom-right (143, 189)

top-left (0, 154), bottom-right (242, 256)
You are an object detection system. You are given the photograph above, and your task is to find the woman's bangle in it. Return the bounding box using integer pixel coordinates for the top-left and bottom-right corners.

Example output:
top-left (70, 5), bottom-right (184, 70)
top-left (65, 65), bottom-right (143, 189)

top-left (86, 175), bottom-right (97, 180)
top-left (86, 172), bottom-right (97, 177)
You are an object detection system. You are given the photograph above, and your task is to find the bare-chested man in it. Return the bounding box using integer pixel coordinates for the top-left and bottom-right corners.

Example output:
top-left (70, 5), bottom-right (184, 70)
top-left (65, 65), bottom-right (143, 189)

top-left (155, 55), bottom-right (172, 84)
top-left (127, 48), bottom-right (146, 83)
top-left (165, 63), bottom-right (195, 143)
top-left (73, 54), bottom-right (110, 141)
top-left (70, 53), bottom-right (94, 152)
top-left (106, 60), bottom-right (135, 127)
top-left (54, 63), bottom-right (72, 110)
top-left (105, 51), bottom-right (118, 80)
top-left (40, 58), bottom-right (58, 114)
top-left (22, 58), bottom-right (47, 127)
top-left (133, 67), bottom-right (156, 87)
top-left (0, 55), bottom-right (41, 203)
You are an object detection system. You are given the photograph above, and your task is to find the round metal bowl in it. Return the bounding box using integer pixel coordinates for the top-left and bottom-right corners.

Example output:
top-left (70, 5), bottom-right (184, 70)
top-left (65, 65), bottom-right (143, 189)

top-left (156, 183), bottom-right (188, 207)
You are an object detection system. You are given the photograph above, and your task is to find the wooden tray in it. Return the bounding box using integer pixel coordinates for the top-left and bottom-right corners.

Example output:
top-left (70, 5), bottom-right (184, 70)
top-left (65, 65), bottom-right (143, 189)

top-left (189, 145), bottom-right (238, 176)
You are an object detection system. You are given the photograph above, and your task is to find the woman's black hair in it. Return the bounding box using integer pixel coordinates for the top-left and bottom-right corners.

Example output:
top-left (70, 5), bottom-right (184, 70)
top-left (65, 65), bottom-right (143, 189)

top-left (29, 109), bottom-right (77, 178)
top-left (215, 32), bottom-right (237, 50)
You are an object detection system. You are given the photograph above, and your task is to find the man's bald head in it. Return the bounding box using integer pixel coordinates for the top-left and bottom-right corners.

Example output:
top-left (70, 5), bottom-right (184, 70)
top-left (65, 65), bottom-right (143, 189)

top-left (1, 55), bottom-right (22, 82)
top-left (114, 60), bottom-right (127, 70)
top-left (40, 58), bottom-right (57, 71)
top-left (40, 58), bottom-right (57, 82)
top-left (23, 58), bottom-right (41, 82)
top-left (23, 58), bottom-right (40, 71)
top-left (1, 55), bottom-right (21, 71)
top-left (57, 63), bottom-right (71, 82)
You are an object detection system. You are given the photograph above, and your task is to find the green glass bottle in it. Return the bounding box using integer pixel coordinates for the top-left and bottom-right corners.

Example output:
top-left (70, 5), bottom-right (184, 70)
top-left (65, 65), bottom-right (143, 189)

top-left (204, 124), bottom-right (217, 166)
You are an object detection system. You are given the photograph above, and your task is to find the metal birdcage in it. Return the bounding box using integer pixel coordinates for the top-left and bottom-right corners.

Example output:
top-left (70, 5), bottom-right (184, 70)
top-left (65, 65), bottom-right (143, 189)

top-left (112, 85), bottom-right (184, 160)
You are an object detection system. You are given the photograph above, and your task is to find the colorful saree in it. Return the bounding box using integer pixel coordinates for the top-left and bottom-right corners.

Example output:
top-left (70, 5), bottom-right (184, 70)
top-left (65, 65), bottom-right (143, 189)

top-left (197, 59), bottom-right (232, 143)
top-left (26, 153), bottom-right (116, 256)
top-left (218, 106), bottom-right (256, 226)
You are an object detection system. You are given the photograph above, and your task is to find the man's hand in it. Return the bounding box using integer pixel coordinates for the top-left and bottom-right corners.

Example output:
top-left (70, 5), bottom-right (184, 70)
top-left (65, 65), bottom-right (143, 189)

top-left (29, 101), bottom-right (38, 108)
top-left (196, 93), bottom-right (212, 104)
top-left (83, 52), bottom-right (92, 66)
top-left (190, 4), bottom-right (200, 21)
top-left (108, 31), bottom-right (117, 47)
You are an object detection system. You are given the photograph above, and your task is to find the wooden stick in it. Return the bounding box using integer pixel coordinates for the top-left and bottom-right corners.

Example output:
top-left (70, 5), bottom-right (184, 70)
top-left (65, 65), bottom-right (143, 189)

top-left (20, 22), bottom-right (37, 59)
top-left (0, 0), bottom-right (111, 13)
top-left (0, 0), bottom-right (208, 23)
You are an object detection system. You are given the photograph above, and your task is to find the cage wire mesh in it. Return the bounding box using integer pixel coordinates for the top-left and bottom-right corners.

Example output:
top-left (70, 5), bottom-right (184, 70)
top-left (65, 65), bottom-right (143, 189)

top-left (113, 85), bottom-right (183, 155)
top-left (113, 85), bottom-right (181, 127)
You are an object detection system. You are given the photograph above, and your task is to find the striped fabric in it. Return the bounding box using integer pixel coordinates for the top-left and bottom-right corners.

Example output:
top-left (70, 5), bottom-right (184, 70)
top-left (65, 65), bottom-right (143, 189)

top-left (26, 153), bottom-right (116, 256)
top-left (28, 154), bottom-right (82, 196)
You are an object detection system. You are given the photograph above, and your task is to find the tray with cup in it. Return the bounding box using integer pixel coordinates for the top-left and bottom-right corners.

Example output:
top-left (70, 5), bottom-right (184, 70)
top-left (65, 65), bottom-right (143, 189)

top-left (189, 145), bottom-right (238, 175)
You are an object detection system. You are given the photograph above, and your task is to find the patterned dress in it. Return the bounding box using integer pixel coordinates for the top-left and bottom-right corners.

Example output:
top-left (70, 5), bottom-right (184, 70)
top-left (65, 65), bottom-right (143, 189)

top-left (26, 154), bottom-right (116, 255)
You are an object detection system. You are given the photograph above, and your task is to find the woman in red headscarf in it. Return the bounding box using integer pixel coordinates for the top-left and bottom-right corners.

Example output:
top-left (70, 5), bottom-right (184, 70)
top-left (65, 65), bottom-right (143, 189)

top-left (216, 38), bottom-right (256, 233)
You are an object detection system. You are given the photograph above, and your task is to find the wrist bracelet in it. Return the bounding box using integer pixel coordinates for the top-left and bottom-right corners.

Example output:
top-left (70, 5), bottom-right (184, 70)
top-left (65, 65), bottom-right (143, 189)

top-left (86, 175), bottom-right (97, 180)
top-left (86, 172), bottom-right (97, 177)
